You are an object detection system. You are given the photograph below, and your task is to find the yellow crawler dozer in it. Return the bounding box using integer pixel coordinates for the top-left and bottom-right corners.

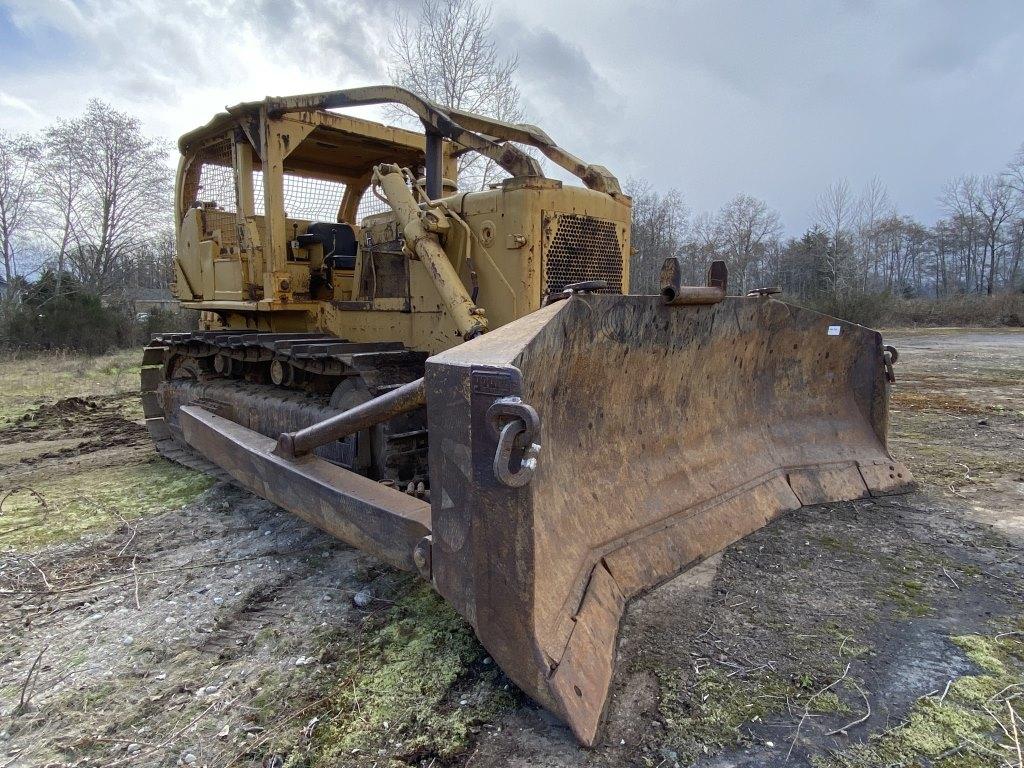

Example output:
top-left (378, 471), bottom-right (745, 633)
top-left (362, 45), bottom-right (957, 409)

top-left (142, 85), bottom-right (910, 744)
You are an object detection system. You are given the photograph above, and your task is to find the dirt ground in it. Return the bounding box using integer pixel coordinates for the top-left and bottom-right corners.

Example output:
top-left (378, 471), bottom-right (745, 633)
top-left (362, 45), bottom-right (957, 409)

top-left (0, 328), bottom-right (1021, 768)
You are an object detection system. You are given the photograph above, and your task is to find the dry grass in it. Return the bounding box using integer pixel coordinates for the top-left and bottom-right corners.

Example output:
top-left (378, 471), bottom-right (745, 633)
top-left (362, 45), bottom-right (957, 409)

top-left (891, 390), bottom-right (991, 415)
top-left (888, 294), bottom-right (1024, 328)
top-left (0, 348), bottom-right (142, 424)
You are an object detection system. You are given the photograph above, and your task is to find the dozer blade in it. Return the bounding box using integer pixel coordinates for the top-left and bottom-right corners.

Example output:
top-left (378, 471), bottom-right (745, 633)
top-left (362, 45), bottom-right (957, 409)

top-left (167, 293), bottom-right (910, 746)
top-left (424, 294), bottom-right (910, 745)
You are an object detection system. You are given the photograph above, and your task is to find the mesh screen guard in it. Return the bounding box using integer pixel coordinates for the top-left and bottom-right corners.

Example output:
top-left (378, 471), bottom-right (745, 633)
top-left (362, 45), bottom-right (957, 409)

top-left (185, 139), bottom-right (387, 226)
top-left (542, 212), bottom-right (624, 295)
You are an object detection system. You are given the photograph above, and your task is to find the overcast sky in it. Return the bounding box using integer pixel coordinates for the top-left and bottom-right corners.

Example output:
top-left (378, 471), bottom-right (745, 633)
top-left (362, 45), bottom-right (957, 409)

top-left (2, 0), bottom-right (1022, 233)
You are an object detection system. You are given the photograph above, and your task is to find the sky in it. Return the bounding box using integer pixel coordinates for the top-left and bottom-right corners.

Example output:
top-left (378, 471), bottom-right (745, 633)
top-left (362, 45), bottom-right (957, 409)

top-left (1, 0), bottom-right (1022, 234)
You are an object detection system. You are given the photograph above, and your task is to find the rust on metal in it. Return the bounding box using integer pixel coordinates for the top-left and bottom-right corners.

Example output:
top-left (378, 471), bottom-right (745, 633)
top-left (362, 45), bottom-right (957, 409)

top-left (150, 84), bottom-right (912, 748)
top-left (373, 164), bottom-right (488, 339)
top-left (424, 293), bottom-right (910, 745)
top-left (155, 291), bottom-right (910, 747)
top-left (275, 377), bottom-right (426, 458)
top-left (661, 257), bottom-right (728, 306)
top-left (179, 405), bottom-right (430, 572)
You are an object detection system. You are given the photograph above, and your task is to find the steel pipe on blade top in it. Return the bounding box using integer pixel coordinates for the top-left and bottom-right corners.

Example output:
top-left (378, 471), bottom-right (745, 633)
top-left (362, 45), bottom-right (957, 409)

top-left (661, 285), bottom-right (726, 305)
top-left (275, 377), bottom-right (426, 458)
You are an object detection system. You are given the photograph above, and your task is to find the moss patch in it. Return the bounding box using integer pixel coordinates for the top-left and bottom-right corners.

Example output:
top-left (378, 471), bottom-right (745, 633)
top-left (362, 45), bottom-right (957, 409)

top-left (0, 459), bottom-right (212, 550)
top-left (815, 628), bottom-right (1024, 768)
top-left (658, 667), bottom-right (849, 763)
top-left (879, 579), bottom-right (933, 618)
top-left (295, 580), bottom-right (514, 766)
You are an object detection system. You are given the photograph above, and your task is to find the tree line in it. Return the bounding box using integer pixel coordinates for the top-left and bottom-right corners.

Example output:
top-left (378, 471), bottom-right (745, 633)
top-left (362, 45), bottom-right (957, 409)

top-left (0, 100), bottom-right (176, 350)
top-left (2, 0), bottom-right (1021, 350)
top-left (0, 100), bottom-right (173, 300)
top-left (629, 146), bottom-right (1024, 323)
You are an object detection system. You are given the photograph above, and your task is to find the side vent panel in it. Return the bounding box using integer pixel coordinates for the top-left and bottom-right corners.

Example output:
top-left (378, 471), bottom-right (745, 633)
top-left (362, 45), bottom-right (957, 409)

top-left (542, 212), bottom-right (625, 295)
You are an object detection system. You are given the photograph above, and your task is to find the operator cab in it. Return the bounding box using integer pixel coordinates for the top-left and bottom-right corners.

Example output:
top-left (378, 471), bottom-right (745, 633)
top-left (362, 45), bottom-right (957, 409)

top-left (174, 104), bottom-right (457, 305)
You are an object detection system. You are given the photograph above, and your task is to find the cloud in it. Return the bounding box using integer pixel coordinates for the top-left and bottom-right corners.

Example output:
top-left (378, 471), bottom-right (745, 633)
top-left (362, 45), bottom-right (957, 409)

top-left (490, 16), bottom-right (627, 179)
top-left (495, 19), bottom-right (611, 110)
top-left (0, 0), bottom-right (398, 137)
top-left (2, 0), bottom-right (86, 30)
top-left (0, 91), bottom-right (41, 118)
top-left (1, 0), bottom-right (1022, 233)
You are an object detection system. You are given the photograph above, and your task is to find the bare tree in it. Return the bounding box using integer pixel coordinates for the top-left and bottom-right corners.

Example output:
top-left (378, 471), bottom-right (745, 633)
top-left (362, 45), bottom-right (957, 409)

top-left (37, 119), bottom-right (84, 295)
top-left (714, 194), bottom-right (782, 292)
top-left (687, 211), bottom-right (721, 270)
top-left (941, 175), bottom-right (984, 292)
top-left (0, 131), bottom-right (41, 300)
top-left (56, 100), bottom-right (172, 293)
top-left (972, 175), bottom-right (1018, 295)
top-left (855, 176), bottom-right (893, 289)
top-left (1004, 145), bottom-right (1024, 289)
top-left (1005, 142), bottom-right (1024, 195)
top-left (814, 179), bottom-right (859, 297)
top-left (1007, 215), bottom-right (1024, 290)
top-left (388, 0), bottom-right (525, 189)
top-left (626, 178), bottom-right (689, 292)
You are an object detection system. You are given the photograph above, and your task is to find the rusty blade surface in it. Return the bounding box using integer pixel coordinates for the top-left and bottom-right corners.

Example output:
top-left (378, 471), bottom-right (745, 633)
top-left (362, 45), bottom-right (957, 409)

top-left (178, 405), bottom-right (431, 572)
top-left (424, 294), bottom-right (911, 745)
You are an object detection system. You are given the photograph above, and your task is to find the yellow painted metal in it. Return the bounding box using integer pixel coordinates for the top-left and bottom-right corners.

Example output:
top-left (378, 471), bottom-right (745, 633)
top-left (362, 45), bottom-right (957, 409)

top-left (232, 139), bottom-right (254, 223)
top-left (159, 87), bottom-right (911, 749)
top-left (171, 89), bottom-right (631, 353)
top-left (375, 164), bottom-right (488, 340)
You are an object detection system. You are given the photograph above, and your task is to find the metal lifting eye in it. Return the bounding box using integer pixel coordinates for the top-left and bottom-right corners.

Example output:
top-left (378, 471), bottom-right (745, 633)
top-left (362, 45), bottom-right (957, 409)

top-left (493, 420), bottom-right (542, 487)
top-left (882, 345), bottom-right (899, 383)
top-left (487, 397), bottom-right (542, 488)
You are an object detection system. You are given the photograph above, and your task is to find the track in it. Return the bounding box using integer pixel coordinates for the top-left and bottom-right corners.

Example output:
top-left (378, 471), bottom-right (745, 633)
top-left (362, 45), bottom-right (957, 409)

top-left (140, 331), bottom-right (429, 490)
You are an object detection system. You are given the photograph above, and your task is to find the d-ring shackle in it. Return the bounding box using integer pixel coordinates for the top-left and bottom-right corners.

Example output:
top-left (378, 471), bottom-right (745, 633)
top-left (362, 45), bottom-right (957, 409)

top-left (487, 397), bottom-right (542, 488)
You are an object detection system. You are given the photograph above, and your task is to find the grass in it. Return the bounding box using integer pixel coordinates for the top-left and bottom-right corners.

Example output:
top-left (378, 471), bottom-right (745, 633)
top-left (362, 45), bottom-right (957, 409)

top-left (0, 347), bottom-right (212, 549)
top-left (887, 294), bottom-right (1024, 328)
top-left (645, 511), bottom-right (1011, 766)
top-left (291, 580), bottom-right (515, 766)
top-left (0, 459), bottom-right (213, 550)
top-left (0, 348), bottom-right (142, 425)
top-left (657, 666), bottom-right (849, 763)
top-left (815, 628), bottom-right (1024, 768)
top-left (879, 579), bottom-right (933, 618)
top-left (890, 410), bottom-right (1021, 491)
top-left (892, 390), bottom-right (991, 415)
top-left (653, 621), bottom-right (1024, 768)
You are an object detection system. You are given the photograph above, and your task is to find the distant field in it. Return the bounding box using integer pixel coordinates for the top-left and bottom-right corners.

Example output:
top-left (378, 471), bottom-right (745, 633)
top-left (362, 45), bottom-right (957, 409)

top-left (0, 349), bottom-right (143, 425)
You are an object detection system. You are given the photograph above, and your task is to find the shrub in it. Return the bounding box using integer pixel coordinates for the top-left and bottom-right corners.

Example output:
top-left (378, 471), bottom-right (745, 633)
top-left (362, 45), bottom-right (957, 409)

top-left (803, 291), bottom-right (895, 328)
top-left (130, 306), bottom-right (199, 346)
top-left (1, 272), bottom-right (122, 353)
top-left (0, 272), bottom-right (199, 352)
top-left (791, 290), bottom-right (1023, 328)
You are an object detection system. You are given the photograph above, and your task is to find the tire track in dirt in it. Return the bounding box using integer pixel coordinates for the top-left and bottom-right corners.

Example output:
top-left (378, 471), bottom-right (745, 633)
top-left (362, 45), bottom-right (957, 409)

top-left (200, 570), bottom-right (309, 661)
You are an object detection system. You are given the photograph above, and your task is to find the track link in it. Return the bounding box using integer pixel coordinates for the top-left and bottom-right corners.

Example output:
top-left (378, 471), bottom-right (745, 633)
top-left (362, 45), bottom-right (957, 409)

top-left (140, 331), bottom-right (428, 488)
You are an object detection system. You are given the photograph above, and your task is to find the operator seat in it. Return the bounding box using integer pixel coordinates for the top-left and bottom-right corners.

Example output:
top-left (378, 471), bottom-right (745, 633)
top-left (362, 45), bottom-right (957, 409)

top-left (300, 222), bottom-right (358, 270)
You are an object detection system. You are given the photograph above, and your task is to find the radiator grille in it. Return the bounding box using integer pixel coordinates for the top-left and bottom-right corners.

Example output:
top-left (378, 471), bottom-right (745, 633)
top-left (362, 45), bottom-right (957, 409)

top-left (542, 213), bottom-right (624, 295)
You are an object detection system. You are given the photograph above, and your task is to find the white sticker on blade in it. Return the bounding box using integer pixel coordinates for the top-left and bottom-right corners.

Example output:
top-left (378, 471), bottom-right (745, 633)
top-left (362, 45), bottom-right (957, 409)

top-left (827, 325), bottom-right (842, 336)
